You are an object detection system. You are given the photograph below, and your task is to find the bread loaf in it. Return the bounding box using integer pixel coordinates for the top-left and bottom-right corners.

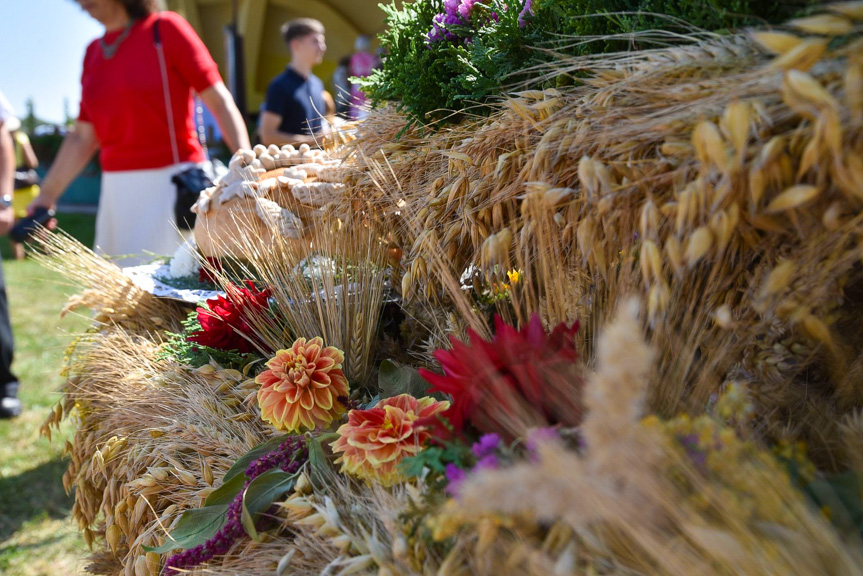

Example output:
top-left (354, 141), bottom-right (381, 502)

top-left (193, 146), bottom-right (347, 260)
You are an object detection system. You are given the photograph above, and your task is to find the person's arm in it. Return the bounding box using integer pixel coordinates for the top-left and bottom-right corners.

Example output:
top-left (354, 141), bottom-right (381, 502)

top-left (160, 14), bottom-right (249, 153)
top-left (198, 82), bottom-right (250, 153)
top-left (31, 120), bottom-right (98, 210)
top-left (20, 133), bottom-right (38, 169)
top-left (0, 123), bottom-right (16, 236)
top-left (259, 111), bottom-right (318, 147)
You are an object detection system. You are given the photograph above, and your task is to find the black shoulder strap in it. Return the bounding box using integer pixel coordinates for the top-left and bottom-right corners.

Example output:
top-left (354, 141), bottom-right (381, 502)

top-left (153, 15), bottom-right (161, 46)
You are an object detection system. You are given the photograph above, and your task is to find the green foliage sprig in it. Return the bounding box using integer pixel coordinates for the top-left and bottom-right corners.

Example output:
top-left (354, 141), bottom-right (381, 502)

top-left (158, 310), bottom-right (260, 370)
top-left (362, 0), bottom-right (816, 130)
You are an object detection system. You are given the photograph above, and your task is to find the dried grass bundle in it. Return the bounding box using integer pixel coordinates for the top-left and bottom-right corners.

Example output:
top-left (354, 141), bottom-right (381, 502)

top-left (34, 5), bottom-right (863, 575)
top-left (199, 208), bottom-right (389, 387)
top-left (339, 7), bottom-right (863, 467)
top-left (30, 228), bottom-right (187, 334)
top-left (451, 300), bottom-right (863, 575)
top-left (39, 292), bottom-right (275, 575)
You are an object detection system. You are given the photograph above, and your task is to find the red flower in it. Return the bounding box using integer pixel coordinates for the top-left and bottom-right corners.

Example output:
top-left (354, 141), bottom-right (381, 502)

top-left (198, 257), bottom-right (223, 285)
top-left (187, 281), bottom-right (271, 353)
top-left (418, 314), bottom-right (583, 439)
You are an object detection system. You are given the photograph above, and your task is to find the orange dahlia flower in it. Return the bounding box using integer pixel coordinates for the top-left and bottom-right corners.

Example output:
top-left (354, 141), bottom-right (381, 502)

top-left (256, 337), bottom-right (349, 433)
top-left (331, 394), bottom-right (450, 486)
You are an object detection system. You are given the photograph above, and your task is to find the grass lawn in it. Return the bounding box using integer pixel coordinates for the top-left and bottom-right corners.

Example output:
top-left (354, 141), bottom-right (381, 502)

top-left (0, 212), bottom-right (97, 575)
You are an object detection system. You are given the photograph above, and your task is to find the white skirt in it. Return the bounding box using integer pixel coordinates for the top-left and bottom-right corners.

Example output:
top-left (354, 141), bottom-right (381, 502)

top-left (95, 163), bottom-right (194, 267)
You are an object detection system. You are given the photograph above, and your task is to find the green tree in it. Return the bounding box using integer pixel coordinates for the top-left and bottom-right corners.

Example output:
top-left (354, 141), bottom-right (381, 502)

top-left (63, 98), bottom-right (74, 128)
top-left (21, 97), bottom-right (38, 134)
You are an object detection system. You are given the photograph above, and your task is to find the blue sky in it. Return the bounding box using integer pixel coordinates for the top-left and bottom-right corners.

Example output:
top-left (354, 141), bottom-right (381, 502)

top-left (0, 1), bottom-right (102, 123)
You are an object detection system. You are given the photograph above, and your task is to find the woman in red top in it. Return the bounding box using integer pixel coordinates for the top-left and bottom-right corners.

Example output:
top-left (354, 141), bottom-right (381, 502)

top-left (33, 0), bottom-right (250, 265)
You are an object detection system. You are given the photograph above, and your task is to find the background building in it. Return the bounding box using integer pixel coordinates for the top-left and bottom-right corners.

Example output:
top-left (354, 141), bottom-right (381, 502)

top-left (165, 0), bottom-right (385, 118)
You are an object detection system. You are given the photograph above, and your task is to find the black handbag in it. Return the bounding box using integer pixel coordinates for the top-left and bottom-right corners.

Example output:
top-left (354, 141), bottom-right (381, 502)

top-left (14, 168), bottom-right (39, 190)
top-left (155, 16), bottom-right (211, 231)
top-left (171, 166), bottom-right (212, 230)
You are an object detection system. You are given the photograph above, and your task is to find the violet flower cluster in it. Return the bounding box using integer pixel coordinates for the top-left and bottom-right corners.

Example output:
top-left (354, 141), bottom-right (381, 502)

top-left (445, 429), bottom-right (569, 495)
top-left (445, 433), bottom-right (502, 495)
top-left (678, 433), bottom-right (709, 471)
top-left (164, 436), bottom-right (309, 574)
top-left (427, 0), bottom-right (532, 45)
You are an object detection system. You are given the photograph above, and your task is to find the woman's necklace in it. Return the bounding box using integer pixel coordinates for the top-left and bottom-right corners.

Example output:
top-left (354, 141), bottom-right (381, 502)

top-left (100, 21), bottom-right (134, 59)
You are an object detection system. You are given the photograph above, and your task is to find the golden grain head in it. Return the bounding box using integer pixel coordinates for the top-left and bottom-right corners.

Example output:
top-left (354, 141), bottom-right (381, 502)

top-left (133, 554), bottom-right (150, 576)
top-left (692, 120), bottom-right (729, 173)
top-left (684, 226), bottom-right (714, 266)
top-left (106, 523), bottom-right (123, 555)
top-left (769, 37), bottom-right (829, 71)
top-left (543, 187), bottom-right (575, 207)
top-left (788, 14), bottom-right (853, 36)
top-left (762, 259), bottom-right (797, 298)
top-left (765, 184), bottom-right (821, 213)
top-left (801, 313), bottom-right (835, 350)
top-left (827, 1), bottom-right (863, 20)
top-left (714, 304), bottom-right (734, 329)
top-left (665, 236), bottom-right (683, 274)
top-left (639, 240), bottom-right (663, 284)
top-left (750, 31), bottom-right (804, 55)
top-left (822, 201), bottom-right (843, 230)
top-left (660, 141), bottom-right (693, 158)
top-left (648, 281), bottom-right (671, 321)
top-left (577, 156), bottom-right (598, 195)
top-left (640, 200), bottom-right (660, 239)
top-left (784, 70), bottom-right (838, 110)
top-left (722, 101), bottom-right (751, 158)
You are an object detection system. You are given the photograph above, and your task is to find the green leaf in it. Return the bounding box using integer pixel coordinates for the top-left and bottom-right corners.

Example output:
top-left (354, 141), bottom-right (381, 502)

top-left (240, 469), bottom-right (298, 541)
top-left (203, 472), bottom-right (247, 507)
top-left (224, 434), bottom-right (294, 483)
top-left (400, 447), bottom-right (445, 478)
top-left (240, 500), bottom-right (258, 542)
top-left (143, 503), bottom-right (229, 553)
top-left (378, 359), bottom-right (435, 398)
top-left (308, 434), bottom-right (338, 490)
top-left (803, 471), bottom-right (863, 536)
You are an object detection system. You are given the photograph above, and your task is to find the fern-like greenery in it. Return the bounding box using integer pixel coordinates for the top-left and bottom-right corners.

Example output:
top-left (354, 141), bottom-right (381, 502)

top-left (158, 311), bottom-right (261, 370)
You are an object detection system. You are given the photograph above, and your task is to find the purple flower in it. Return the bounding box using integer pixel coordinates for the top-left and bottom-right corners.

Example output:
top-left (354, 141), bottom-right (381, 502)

top-left (472, 433), bottom-right (501, 459)
top-left (475, 454), bottom-right (499, 471)
top-left (457, 0), bottom-right (476, 20)
top-left (444, 0), bottom-right (460, 17)
top-left (679, 433), bottom-right (708, 471)
top-left (525, 426), bottom-right (560, 456)
top-left (443, 13), bottom-right (462, 32)
top-left (445, 463), bottom-right (468, 495)
top-left (518, 0), bottom-right (533, 27)
top-left (524, 426), bottom-right (560, 454)
top-left (427, 11), bottom-right (464, 45)
top-left (165, 436), bottom-right (308, 574)
top-left (427, 17), bottom-right (444, 44)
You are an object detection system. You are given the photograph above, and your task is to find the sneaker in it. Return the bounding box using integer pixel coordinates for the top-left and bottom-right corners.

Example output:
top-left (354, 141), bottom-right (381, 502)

top-left (0, 396), bottom-right (21, 419)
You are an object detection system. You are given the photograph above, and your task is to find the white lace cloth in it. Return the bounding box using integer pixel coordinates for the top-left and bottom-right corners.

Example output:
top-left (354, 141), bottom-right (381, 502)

top-left (122, 263), bottom-right (223, 304)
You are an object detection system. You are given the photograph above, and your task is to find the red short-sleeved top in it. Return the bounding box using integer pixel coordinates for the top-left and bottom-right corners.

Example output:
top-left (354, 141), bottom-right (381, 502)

top-left (79, 11), bottom-right (222, 172)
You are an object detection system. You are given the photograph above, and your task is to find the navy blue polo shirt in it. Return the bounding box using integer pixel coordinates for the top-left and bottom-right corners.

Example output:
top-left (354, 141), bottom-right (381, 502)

top-left (263, 67), bottom-right (325, 135)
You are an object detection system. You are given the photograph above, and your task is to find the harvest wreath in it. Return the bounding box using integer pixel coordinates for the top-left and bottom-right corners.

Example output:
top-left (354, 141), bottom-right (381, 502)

top-left (34, 3), bottom-right (863, 575)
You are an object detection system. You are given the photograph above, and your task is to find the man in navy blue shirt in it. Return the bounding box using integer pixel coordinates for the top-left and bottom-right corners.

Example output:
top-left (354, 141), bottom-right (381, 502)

top-left (260, 18), bottom-right (333, 147)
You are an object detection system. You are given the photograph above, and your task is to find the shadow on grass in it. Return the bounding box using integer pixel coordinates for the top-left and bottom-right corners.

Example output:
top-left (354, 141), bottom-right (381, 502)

top-left (0, 457), bottom-right (74, 541)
